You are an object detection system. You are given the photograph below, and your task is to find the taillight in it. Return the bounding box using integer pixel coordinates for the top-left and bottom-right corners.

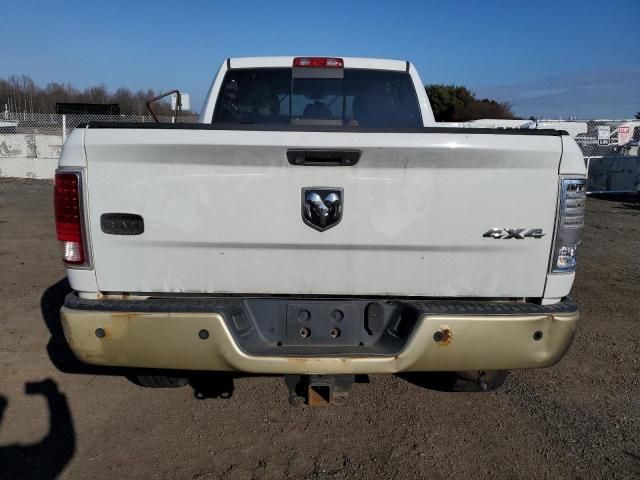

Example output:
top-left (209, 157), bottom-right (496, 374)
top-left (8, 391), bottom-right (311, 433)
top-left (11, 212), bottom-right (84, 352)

top-left (54, 170), bottom-right (87, 266)
top-left (551, 178), bottom-right (586, 272)
top-left (293, 57), bottom-right (343, 68)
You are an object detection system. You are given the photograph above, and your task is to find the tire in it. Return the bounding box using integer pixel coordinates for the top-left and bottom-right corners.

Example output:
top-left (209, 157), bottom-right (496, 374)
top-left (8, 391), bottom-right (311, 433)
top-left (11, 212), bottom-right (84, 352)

top-left (130, 374), bottom-right (189, 388)
top-left (450, 370), bottom-right (509, 392)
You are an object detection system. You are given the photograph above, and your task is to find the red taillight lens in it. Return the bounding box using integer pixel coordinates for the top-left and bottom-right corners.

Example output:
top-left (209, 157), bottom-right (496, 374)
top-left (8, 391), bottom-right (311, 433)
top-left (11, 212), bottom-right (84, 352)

top-left (293, 57), bottom-right (344, 68)
top-left (54, 171), bottom-right (85, 265)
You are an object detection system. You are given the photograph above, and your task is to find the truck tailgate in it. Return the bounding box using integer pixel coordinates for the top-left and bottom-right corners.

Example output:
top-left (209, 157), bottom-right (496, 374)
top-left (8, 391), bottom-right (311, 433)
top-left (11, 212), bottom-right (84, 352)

top-left (84, 128), bottom-right (561, 297)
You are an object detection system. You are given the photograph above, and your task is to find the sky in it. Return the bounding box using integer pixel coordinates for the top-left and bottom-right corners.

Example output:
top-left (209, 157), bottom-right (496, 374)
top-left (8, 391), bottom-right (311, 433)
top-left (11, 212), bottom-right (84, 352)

top-left (1, 0), bottom-right (639, 119)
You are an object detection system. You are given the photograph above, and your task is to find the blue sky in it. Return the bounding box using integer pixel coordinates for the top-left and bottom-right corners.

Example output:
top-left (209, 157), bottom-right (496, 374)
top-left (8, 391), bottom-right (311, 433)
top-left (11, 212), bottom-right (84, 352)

top-left (1, 0), bottom-right (639, 119)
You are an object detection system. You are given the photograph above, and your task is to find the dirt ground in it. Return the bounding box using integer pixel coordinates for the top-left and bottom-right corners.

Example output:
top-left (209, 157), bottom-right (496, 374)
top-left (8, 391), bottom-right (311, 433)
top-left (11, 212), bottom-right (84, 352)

top-left (0, 178), bottom-right (638, 480)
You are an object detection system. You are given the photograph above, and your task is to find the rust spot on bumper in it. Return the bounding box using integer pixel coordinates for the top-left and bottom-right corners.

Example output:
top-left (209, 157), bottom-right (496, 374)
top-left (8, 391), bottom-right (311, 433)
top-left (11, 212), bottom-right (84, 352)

top-left (435, 325), bottom-right (454, 345)
top-left (111, 312), bottom-right (142, 320)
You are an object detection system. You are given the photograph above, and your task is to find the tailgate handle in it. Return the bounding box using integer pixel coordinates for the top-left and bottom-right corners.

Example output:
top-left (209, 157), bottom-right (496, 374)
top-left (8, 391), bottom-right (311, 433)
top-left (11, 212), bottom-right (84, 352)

top-left (287, 149), bottom-right (360, 166)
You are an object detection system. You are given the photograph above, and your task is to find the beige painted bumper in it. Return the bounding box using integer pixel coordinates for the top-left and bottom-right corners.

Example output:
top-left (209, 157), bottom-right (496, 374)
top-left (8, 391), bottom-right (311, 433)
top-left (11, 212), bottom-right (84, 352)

top-left (61, 306), bottom-right (578, 374)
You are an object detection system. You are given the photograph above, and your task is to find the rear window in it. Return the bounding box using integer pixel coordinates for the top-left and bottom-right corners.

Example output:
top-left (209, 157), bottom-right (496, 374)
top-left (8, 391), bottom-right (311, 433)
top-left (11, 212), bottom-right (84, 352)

top-left (212, 68), bottom-right (422, 128)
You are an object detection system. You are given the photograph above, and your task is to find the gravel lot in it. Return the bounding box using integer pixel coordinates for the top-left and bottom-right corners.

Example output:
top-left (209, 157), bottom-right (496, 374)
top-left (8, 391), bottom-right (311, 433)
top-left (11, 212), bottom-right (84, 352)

top-left (0, 178), bottom-right (638, 479)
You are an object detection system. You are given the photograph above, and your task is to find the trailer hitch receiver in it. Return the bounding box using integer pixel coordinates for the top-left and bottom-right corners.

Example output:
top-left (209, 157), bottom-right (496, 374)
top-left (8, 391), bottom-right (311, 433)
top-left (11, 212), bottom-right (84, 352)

top-left (285, 374), bottom-right (355, 407)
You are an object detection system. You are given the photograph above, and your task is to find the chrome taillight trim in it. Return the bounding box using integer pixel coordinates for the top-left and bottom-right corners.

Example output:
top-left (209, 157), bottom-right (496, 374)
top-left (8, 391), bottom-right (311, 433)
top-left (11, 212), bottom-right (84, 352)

top-left (550, 177), bottom-right (586, 273)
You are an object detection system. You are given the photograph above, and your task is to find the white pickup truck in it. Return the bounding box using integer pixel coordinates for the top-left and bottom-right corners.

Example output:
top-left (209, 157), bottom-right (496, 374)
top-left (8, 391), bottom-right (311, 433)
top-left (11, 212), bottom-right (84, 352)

top-left (56, 57), bottom-right (586, 404)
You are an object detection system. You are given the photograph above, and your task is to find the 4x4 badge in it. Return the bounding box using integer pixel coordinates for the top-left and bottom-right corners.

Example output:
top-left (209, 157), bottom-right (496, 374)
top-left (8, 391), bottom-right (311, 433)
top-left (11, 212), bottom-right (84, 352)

top-left (302, 187), bottom-right (343, 232)
top-left (483, 228), bottom-right (545, 239)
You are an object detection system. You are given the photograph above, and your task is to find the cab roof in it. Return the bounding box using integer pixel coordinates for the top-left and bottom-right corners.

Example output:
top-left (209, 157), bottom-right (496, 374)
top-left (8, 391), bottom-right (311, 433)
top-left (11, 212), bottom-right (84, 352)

top-left (228, 56), bottom-right (409, 71)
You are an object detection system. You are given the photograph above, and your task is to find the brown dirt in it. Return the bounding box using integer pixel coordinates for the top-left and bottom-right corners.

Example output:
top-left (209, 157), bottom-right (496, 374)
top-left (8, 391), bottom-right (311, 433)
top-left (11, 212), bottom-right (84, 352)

top-left (0, 179), bottom-right (638, 479)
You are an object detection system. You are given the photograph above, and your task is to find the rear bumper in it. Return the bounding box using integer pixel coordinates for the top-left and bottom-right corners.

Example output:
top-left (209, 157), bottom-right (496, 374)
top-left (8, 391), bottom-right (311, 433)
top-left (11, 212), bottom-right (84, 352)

top-left (61, 294), bottom-right (578, 374)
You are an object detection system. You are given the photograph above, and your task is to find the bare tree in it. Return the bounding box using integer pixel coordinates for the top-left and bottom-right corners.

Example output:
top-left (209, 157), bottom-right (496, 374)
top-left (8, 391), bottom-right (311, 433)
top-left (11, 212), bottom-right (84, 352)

top-left (0, 74), bottom-right (177, 115)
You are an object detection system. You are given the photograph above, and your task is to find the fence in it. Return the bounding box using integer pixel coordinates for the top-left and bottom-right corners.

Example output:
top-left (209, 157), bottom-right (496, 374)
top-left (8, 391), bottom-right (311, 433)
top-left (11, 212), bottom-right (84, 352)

top-left (0, 112), bottom-right (198, 178)
top-left (569, 120), bottom-right (640, 194)
top-left (1, 113), bottom-right (639, 194)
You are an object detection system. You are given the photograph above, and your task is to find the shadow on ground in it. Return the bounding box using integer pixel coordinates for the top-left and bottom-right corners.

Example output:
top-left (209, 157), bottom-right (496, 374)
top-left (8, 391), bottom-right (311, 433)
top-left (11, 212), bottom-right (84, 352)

top-left (40, 278), bottom-right (237, 400)
top-left (0, 379), bottom-right (75, 480)
top-left (397, 372), bottom-right (463, 392)
top-left (588, 193), bottom-right (640, 213)
top-left (589, 192), bottom-right (639, 204)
